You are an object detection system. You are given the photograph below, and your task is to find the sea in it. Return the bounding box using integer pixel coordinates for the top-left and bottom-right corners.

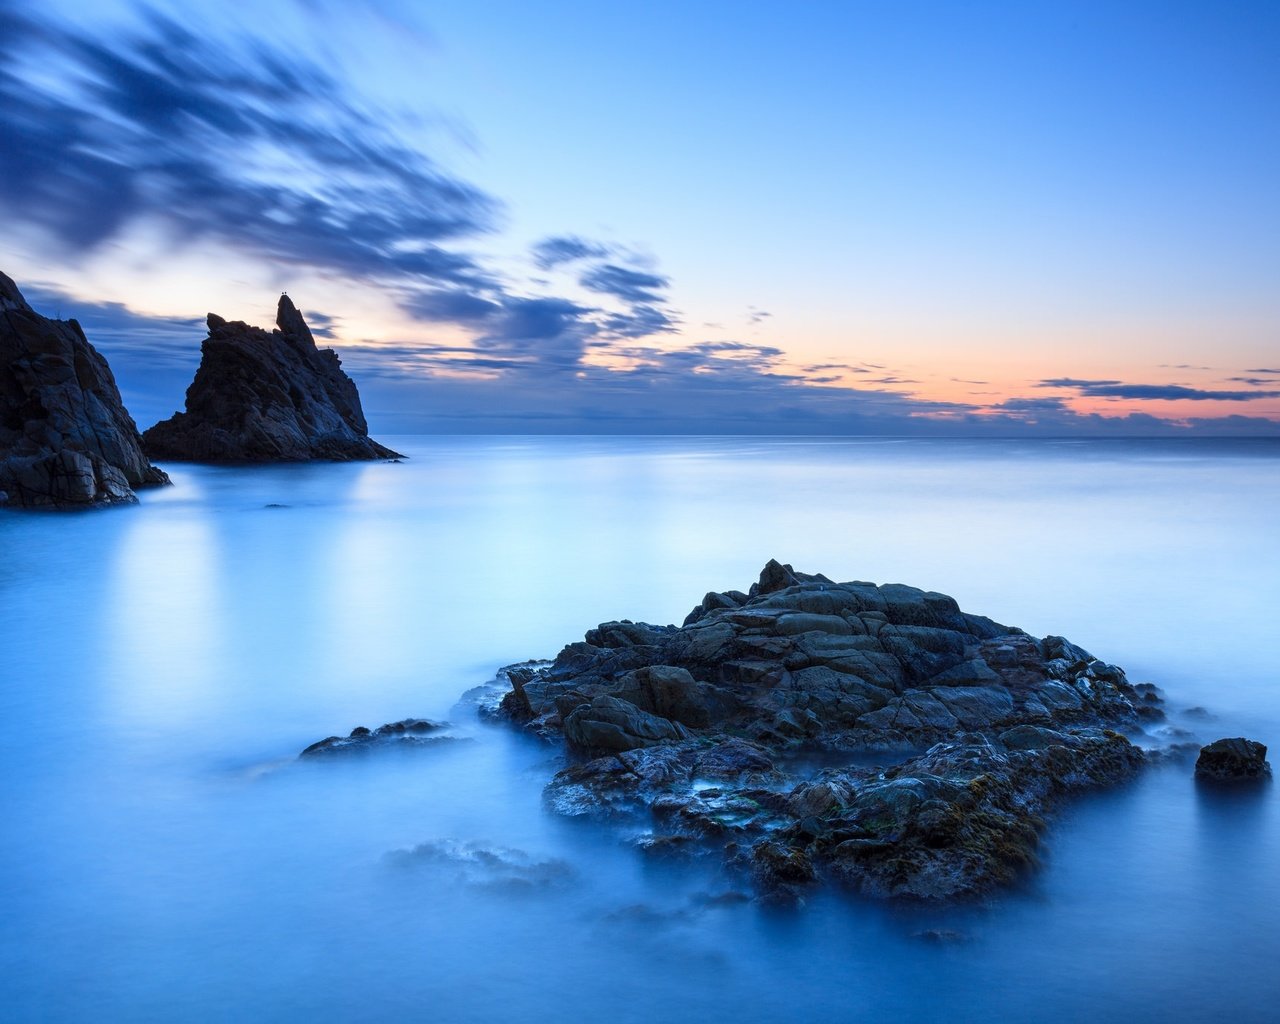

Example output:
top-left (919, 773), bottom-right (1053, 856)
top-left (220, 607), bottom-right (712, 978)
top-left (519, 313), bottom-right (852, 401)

top-left (2, 436), bottom-right (1277, 1023)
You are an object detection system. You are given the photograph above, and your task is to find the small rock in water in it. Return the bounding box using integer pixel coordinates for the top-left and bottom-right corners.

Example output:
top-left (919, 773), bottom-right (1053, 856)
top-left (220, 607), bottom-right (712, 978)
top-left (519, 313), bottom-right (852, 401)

top-left (300, 718), bottom-right (452, 757)
top-left (1194, 737), bottom-right (1271, 782)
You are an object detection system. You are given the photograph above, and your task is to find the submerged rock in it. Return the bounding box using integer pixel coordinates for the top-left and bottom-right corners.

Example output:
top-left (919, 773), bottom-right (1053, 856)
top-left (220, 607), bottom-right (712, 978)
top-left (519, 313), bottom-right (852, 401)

top-left (1194, 737), bottom-right (1271, 782)
top-left (495, 561), bottom-right (1160, 901)
top-left (143, 295), bottom-right (401, 462)
top-left (1, 270), bottom-right (170, 508)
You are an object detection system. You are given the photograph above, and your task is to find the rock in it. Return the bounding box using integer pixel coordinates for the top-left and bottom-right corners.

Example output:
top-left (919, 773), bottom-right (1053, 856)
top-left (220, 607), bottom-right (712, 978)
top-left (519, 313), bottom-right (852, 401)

top-left (142, 295), bottom-right (401, 462)
top-left (1, 270), bottom-right (170, 508)
top-left (492, 562), bottom-right (1163, 901)
top-left (1194, 737), bottom-right (1271, 782)
top-left (300, 718), bottom-right (453, 757)
top-left (562, 694), bottom-right (694, 752)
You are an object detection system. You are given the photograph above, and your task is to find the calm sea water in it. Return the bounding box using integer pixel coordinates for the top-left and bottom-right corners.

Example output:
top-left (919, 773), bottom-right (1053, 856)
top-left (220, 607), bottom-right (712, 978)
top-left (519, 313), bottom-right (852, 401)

top-left (2, 436), bottom-right (1277, 1023)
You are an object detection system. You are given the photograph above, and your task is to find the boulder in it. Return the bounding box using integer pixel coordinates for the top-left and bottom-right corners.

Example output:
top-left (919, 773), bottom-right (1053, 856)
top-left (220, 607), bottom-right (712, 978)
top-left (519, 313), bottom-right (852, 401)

top-left (143, 295), bottom-right (401, 462)
top-left (495, 562), bottom-right (1163, 901)
top-left (1, 270), bottom-right (170, 508)
top-left (1194, 737), bottom-right (1271, 782)
top-left (563, 695), bottom-right (693, 752)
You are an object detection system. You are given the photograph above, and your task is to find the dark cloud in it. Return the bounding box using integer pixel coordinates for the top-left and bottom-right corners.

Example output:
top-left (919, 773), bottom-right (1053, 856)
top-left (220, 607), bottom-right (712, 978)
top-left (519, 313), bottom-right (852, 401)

top-left (0, 4), bottom-right (496, 287)
top-left (1244, 368), bottom-right (1280, 375)
top-left (302, 309), bottom-right (339, 339)
top-left (1226, 377), bottom-right (1279, 386)
top-left (746, 307), bottom-right (771, 324)
top-left (1039, 378), bottom-right (1280, 401)
top-left (580, 264), bottom-right (669, 305)
top-left (406, 289), bottom-right (503, 324)
top-left (599, 304), bottom-right (679, 338)
top-left (993, 397), bottom-right (1073, 413)
top-left (530, 235), bottom-right (612, 270)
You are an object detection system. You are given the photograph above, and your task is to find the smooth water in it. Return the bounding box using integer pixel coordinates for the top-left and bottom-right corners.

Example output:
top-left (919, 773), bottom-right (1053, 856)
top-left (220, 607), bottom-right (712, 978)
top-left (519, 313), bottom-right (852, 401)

top-left (2, 437), bottom-right (1278, 1023)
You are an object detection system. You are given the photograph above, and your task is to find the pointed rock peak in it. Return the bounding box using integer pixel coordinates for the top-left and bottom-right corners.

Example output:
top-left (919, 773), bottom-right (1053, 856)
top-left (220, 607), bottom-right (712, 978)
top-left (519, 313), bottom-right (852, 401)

top-left (756, 559), bottom-right (800, 595)
top-left (207, 313), bottom-right (227, 331)
top-left (276, 293), bottom-right (315, 347)
top-left (0, 270), bottom-right (33, 313)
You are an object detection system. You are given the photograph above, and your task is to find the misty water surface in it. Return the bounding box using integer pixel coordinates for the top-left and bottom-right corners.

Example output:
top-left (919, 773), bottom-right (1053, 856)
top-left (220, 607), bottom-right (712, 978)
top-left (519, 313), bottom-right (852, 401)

top-left (2, 437), bottom-right (1278, 1023)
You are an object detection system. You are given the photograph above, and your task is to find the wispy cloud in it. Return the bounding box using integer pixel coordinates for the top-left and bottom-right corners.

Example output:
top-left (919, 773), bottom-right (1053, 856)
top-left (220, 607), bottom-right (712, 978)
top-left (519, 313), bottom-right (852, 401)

top-left (579, 264), bottom-right (669, 305)
top-left (530, 235), bottom-right (612, 270)
top-left (0, 3), bottom-right (495, 288)
top-left (1039, 379), bottom-right (1280, 402)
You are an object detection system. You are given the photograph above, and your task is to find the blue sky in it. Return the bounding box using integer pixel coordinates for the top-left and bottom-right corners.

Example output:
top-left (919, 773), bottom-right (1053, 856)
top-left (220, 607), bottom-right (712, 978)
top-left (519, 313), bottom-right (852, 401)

top-left (2, 0), bottom-right (1277, 433)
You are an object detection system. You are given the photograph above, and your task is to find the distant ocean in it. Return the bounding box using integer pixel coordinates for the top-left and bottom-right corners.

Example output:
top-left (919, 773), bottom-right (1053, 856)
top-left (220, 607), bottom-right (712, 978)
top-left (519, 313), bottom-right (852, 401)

top-left (2, 436), bottom-right (1277, 1023)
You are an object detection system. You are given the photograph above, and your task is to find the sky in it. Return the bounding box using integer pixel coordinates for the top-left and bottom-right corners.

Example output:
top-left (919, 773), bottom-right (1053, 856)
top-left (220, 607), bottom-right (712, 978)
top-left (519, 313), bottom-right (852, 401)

top-left (2, 0), bottom-right (1278, 434)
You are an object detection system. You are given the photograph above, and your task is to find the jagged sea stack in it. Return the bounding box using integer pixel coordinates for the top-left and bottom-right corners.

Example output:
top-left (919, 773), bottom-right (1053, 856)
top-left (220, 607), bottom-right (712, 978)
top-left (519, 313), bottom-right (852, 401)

top-left (1, 270), bottom-right (170, 509)
top-left (143, 295), bottom-right (401, 462)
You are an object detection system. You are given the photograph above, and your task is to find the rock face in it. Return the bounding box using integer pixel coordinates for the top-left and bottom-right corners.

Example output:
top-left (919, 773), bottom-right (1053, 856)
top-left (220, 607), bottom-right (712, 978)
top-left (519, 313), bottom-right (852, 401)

top-left (1195, 738), bottom-right (1271, 782)
top-left (496, 561), bottom-right (1161, 901)
top-left (142, 295), bottom-right (401, 462)
top-left (1, 270), bottom-right (170, 509)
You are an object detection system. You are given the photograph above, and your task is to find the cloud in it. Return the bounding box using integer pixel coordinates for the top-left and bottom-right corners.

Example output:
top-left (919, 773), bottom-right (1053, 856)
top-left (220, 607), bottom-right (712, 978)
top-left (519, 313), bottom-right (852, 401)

top-left (802, 362), bottom-right (871, 375)
top-left (405, 289), bottom-right (503, 324)
top-left (530, 235), bottom-right (612, 270)
top-left (599, 304), bottom-right (679, 338)
top-left (1039, 378), bottom-right (1280, 401)
top-left (579, 264), bottom-right (669, 305)
top-left (1039, 377), bottom-right (1123, 388)
top-left (0, 3), bottom-right (496, 287)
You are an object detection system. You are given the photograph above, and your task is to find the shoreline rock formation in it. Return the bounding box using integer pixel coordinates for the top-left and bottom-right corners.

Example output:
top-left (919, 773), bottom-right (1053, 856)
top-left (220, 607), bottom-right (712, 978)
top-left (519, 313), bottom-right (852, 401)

top-left (1, 270), bottom-right (170, 509)
top-left (143, 295), bottom-right (401, 462)
top-left (492, 561), bottom-right (1164, 901)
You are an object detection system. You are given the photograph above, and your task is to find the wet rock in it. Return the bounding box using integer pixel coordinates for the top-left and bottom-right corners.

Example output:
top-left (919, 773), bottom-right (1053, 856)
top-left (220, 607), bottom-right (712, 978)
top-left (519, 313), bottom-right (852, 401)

top-left (143, 295), bottom-right (401, 462)
top-left (492, 563), bottom-right (1163, 901)
top-left (1, 270), bottom-right (170, 508)
top-left (300, 718), bottom-right (453, 757)
top-left (1194, 737), bottom-right (1271, 782)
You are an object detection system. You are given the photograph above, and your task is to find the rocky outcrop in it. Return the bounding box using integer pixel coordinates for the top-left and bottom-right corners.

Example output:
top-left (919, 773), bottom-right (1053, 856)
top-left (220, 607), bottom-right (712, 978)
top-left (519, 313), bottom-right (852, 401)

top-left (495, 561), bottom-right (1163, 901)
top-left (1, 270), bottom-right (170, 509)
top-left (143, 295), bottom-right (401, 462)
top-left (1195, 738), bottom-right (1271, 782)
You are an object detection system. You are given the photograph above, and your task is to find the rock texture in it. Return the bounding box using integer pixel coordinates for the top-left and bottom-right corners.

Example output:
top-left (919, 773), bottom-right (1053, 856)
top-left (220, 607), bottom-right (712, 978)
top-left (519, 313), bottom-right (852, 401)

top-left (1, 270), bottom-right (170, 509)
top-left (143, 295), bottom-right (401, 462)
top-left (1195, 738), bottom-right (1271, 782)
top-left (496, 561), bottom-right (1162, 901)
